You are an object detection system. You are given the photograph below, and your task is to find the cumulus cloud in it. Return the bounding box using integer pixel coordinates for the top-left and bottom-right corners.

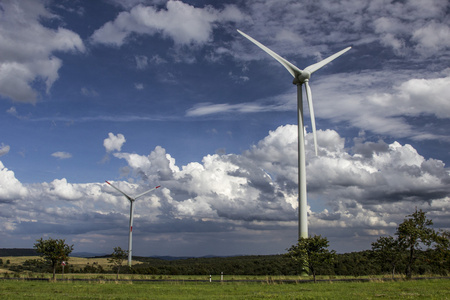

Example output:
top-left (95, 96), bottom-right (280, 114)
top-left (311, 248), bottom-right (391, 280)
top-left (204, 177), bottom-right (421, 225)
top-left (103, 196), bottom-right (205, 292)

top-left (0, 161), bottom-right (28, 202)
top-left (51, 152), bottom-right (72, 160)
top-left (0, 0), bottom-right (85, 103)
top-left (110, 126), bottom-right (449, 231)
top-left (1, 125), bottom-right (449, 254)
top-left (46, 178), bottom-right (83, 201)
top-left (90, 1), bottom-right (245, 47)
top-left (103, 132), bottom-right (126, 153)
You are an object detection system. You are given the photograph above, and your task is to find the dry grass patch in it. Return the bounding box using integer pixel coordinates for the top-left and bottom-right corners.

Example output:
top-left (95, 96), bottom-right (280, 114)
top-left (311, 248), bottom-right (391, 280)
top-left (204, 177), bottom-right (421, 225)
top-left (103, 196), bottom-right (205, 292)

top-left (0, 256), bottom-right (118, 273)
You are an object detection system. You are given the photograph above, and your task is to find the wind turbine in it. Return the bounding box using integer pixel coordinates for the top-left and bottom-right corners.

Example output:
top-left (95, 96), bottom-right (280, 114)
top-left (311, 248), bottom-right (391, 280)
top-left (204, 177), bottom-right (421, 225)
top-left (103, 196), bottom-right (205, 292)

top-left (106, 181), bottom-right (160, 266)
top-left (237, 29), bottom-right (351, 239)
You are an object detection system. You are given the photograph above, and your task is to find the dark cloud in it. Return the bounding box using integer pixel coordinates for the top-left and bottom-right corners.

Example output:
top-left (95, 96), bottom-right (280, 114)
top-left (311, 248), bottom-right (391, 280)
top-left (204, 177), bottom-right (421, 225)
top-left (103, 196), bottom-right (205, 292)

top-left (353, 139), bottom-right (389, 158)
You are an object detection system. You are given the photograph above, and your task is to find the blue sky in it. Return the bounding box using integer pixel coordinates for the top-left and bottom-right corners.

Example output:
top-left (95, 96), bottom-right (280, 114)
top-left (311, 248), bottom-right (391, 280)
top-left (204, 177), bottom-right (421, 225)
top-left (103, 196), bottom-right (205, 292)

top-left (0, 0), bottom-right (449, 257)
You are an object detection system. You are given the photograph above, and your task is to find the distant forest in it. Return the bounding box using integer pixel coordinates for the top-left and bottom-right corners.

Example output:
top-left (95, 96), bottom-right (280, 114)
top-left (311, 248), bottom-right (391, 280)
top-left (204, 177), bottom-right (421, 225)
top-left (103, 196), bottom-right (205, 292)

top-left (129, 251), bottom-right (449, 276)
top-left (0, 248), bottom-right (37, 256)
top-left (3, 249), bottom-right (449, 276)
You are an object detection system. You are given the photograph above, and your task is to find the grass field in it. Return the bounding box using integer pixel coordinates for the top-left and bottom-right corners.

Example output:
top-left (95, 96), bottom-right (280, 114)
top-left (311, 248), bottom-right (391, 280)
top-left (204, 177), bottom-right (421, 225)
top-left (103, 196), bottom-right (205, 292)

top-left (0, 278), bottom-right (449, 299)
top-left (0, 256), bottom-right (114, 269)
top-left (2, 256), bottom-right (449, 299)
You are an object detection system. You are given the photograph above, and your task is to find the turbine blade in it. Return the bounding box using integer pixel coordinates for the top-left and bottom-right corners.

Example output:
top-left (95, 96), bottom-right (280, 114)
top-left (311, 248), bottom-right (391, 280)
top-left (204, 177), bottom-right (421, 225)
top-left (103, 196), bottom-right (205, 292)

top-left (237, 29), bottom-right (303, 78)
top-left (304, 47), bottom-right (351, 74)
top-left (134, 185), bottom-right (161, 200)
top-left (304, 81), bottom-right (318, 156)
top-left (105, 181), bottom-right (133, 201)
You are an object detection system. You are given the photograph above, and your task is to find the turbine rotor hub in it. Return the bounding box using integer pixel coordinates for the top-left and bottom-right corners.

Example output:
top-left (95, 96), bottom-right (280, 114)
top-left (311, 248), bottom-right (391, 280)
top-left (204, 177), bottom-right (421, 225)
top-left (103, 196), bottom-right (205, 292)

top-left (293, 70), bottom-right (311, 85)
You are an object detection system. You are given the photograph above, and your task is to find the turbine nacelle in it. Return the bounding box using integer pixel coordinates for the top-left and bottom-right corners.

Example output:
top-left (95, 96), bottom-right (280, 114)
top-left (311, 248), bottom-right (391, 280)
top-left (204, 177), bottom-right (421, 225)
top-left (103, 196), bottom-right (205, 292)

top-left (237, 29), bottom-right (351, 157)
top-left (293, 70), bottom-right (311, 85)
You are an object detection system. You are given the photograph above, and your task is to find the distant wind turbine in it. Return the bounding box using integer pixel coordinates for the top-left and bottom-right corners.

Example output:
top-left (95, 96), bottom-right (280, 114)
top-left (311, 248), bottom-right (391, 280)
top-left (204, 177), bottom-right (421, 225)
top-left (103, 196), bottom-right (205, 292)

top-left (106, 181), bottom-right (160, 266)
top-left (237, 29), bottom-right (351, 239)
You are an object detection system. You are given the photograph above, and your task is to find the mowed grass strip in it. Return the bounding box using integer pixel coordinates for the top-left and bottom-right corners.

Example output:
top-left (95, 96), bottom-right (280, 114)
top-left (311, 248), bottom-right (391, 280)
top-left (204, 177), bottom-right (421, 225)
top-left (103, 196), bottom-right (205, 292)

top-left (0, 279), bottom-right (449, 299)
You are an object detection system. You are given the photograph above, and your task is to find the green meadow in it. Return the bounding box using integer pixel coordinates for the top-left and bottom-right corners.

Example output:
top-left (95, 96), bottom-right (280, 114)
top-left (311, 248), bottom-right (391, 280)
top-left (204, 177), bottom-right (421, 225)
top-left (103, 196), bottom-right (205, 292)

top-left (1, 278), bottom-right (449, 299)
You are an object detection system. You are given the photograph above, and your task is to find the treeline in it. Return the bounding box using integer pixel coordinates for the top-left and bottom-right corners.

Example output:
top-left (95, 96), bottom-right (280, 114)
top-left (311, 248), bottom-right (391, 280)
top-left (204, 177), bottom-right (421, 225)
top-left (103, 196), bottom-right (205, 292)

top-left (5, 250), bottom-right (449, 276)
top-left (0, 248), bottom-right (37, 256)
top-left (3, 209), bottom-right (449, 278)
top-left (132, 249), bottom-right (449, 276)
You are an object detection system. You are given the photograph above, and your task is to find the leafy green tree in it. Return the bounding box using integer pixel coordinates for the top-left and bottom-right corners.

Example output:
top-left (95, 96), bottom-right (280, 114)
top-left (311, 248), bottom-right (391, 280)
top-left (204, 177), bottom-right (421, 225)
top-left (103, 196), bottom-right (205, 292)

top-left (426, 230), bottom-right (450, 275)
top-left (286, 235), bottom-right (335, 283)
top-left (108, 247), bottom-right (128, 280)
top-left (396, 209), bottom-right (438, 279)
top-left (371, 235), bottom-right (404, 278)
top-left (34, 237), bottom-right (73, 280)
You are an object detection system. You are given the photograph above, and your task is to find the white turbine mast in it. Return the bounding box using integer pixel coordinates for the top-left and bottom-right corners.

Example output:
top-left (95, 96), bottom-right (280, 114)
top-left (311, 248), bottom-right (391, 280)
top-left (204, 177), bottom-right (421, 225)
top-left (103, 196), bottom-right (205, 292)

top-left (237, 29), bottom-right (351, 239)
top-left (106, 181), bottom-right (160, 266)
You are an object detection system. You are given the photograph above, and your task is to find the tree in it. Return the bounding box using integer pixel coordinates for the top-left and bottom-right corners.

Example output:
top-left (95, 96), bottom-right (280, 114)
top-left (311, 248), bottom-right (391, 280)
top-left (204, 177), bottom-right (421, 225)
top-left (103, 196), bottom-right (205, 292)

top-left (426, 230), bottom-right (450, 275)
top-left (34, 237), bottom-right (73, 280)
top-left (286, 235), bottom-right (335, 283)
top-left (396, 209), bottom-right (437, 279)
top-left (108, 247), bottom-right (128, 280)
top-left (371, 235), bottom-right (404, 279)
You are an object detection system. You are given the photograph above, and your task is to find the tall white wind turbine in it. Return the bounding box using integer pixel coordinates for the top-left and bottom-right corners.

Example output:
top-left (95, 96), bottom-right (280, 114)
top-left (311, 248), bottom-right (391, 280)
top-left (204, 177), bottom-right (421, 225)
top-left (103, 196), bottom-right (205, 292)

top-left (106, 181), bottom-right (160, 266)
top-left (237, 30), bottom-right (351, 239)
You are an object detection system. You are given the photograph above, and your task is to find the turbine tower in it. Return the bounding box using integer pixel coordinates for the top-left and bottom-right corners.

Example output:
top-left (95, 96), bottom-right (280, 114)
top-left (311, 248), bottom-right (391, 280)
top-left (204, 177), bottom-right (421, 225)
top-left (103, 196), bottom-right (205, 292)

top-left (237, 30), bottom-right (351, 239)
top-left (106, 181), bottom-right (160, 266)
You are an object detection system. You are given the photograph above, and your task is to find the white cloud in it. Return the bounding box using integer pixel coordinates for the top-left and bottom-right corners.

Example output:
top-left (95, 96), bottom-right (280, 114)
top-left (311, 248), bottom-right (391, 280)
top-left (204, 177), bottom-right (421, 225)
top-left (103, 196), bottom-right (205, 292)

top-left (186, 93), bottom-right (294, 117)
top-left (46, 178), bottom-right (83, 201)
top-left (0, 161), bottom-right (28, 202)
top-left (391, 76), bottom-right (450, 119)
top-left (150, 55), bottom-right (167, 65)
top-left (103, 132), bottom-right (126, 153)
top-left (313, 71), bottom-right (450, 141)
top-left (135, 55), bottom-right (148, 69)
top-left (81, 87), bottom-right (99, 97)
top-left (6, 107), bottom-right (18, 117)
top-left (0, 0), bottom-right (85, 103)
top-left (0, 144), bottom-right (10, 157)
top-left (51, 152), bottom-right (72, 160)
top-left (0, 125), bottom-right (449, 254)
top-left (233, 0), bottom-right (449, 63)
top-left (412, 22), bottom-right (450, 57)
top-left (110, 126), bottom-right (450, 230)
top-left (134, 83), bottom-right (144, 90)
top-left (194, 70), bottom-right (450, 142)
top-left (6, 106), bottom-right (29, 120)
top-left (91, 1), bottom-right (245, 46)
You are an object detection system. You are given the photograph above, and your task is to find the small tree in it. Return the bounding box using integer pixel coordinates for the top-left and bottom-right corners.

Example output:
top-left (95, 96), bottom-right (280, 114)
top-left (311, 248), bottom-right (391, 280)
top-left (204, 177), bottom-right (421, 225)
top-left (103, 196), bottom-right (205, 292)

top-left (286, 235), bottom-right (335, 283)
top-left (108, 247), bottom-right (128, 280)
top-left (426, 230), bottom-right (450, 275)
top-left (371, 235), bottom-right (404, 279)
top-left (34, 237), bottom-right (73, 280)
top-left (396, 209), bottom-right (437, 279)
